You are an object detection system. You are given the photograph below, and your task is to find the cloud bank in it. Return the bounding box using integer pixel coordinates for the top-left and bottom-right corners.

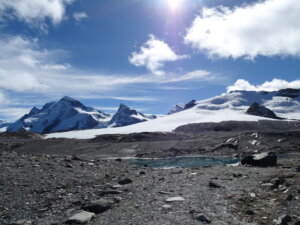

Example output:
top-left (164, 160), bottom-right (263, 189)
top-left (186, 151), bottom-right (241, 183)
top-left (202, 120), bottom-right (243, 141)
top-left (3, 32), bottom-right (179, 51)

top-left (129, 34), bottom-right (187, 75)
top-left (227, 79), bottom-right (300, 92)
top-left (185, 0), bottom-right (300, 59)
top-left (0, 0), bottom-right (73, 25)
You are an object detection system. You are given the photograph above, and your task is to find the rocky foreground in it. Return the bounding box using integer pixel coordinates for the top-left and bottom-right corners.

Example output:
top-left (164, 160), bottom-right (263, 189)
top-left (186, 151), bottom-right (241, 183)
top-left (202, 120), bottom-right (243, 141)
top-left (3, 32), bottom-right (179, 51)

top-left (0, 150), bottom-right (300, 225)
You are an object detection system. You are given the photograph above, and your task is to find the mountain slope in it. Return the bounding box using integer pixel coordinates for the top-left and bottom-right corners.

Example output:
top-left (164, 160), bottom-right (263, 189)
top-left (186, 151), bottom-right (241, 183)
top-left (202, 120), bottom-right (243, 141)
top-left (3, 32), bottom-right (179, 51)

top-left (7, 96), bottom-right (111, 133)
top-left (109, 104), bottom-right (156, 127)
top-left (46, 88), bottom-right (300, 139)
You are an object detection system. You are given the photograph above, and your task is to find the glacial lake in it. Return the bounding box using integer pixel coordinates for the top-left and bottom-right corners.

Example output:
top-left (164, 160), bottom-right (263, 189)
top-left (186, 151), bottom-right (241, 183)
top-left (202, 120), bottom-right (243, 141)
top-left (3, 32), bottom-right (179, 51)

top-left (126, 156), bottom-right (240, 169)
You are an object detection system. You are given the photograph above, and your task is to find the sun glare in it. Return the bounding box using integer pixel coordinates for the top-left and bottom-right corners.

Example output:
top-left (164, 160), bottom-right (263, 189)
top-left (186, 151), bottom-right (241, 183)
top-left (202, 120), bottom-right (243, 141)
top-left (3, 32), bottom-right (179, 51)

top-left (167, 0), bottom-right (182, 10)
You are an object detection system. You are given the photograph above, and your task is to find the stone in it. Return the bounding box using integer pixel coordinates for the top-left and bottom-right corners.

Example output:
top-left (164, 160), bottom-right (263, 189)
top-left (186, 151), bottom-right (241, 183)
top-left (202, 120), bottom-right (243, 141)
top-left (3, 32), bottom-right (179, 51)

top-left (162, 204), bottom-right (172, 209)
top-left (118, 178), bottom-right (133, 185)
top-left (194, 214), bottom-right (211, 224)
top-left (82, 199), bottom-right (114, 214)
top-left (209, 181), bottom-right (221, 188)
top-left (294, 221), bottom-right (300, 225)
top-left (66, 210), bottom-right (95, 224)
top-left (245, 210), bottom-right (255, 215)
top-left (275, 215), bottom-right (292, 225)
top-left (296, 166), bottom-right (300, 172)
top-left (166, 197), bottom-right (185, 202)
top-left (241, 152), bottom-right (277, 167)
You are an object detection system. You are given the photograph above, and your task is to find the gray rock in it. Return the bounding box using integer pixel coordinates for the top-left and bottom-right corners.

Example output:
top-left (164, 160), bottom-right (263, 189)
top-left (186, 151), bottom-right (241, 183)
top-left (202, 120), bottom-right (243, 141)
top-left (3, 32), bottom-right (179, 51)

top-left (209, 181), bottom-right (221, 188)
top-left (118, 178), bottom-right (133, 185)
top-left (66, 210), bottom-right (95, 224)
top-left (82, 199), bottom-right (114, 214)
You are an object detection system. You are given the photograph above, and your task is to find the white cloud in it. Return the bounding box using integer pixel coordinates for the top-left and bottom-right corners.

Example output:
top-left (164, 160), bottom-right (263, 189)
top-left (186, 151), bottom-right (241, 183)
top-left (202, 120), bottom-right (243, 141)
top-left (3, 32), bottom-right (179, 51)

top-left (227, 79), bottom-right (300, 92)
top-left (73, 12), bottom-right (88, 22)
top-left (165, 70), bottom-right (212, 82)
top-left (185, 0), bottom-right (300, 59)
top-left (0, 0), bottom-right (73, 26)
top-left (129, 34), bottom-right (187, 75)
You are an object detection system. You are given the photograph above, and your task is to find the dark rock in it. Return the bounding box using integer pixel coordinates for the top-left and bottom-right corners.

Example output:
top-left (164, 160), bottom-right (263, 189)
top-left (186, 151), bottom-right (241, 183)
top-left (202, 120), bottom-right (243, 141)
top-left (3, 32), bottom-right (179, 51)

top-left (71, 156), bottom-right (82, 161)
top-left (296, 166), bottom-right (300, 172)
top-left (115, 158), bottom-right (122, 162)
top-left (294, 221), bottom-right (300, 225)
top-left (270, 177), bottom-right (284, 188)
top-left (82, 199), bottom-right (114, 214)
top-left (139, 171), bottom-right (146, 175)
top-left (209, 181), bottom-right (221, 188)
top-left (246, 102), bottom-right (281, 119)
top-left (245, 210), bottom-right (255, 215)
top-left (194, 214), bottom-right (211, 223)
top-left (277, 215), bottom-right (292, 225)
top-left (118, 178), bottom-right (133, 185)
top-left (241, 152), bottom-right (277, 167)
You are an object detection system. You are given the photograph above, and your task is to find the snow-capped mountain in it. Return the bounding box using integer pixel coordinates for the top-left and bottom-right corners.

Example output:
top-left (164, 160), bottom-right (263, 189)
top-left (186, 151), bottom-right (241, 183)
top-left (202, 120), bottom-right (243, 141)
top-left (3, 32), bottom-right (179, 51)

top-left (109, 104), bottom-right (157, 127)
top-left (168, 100), bottom-right (197, 114)
top-left (46, 88), bottom-right (300, 139)
top-left (7, 96), bottom-right (111, 133)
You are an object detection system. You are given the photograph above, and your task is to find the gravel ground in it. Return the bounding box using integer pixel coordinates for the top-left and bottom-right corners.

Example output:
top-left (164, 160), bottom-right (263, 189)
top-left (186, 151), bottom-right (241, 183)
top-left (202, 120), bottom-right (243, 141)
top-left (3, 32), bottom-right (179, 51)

top-left (0, 150), bottom-right (299, 225)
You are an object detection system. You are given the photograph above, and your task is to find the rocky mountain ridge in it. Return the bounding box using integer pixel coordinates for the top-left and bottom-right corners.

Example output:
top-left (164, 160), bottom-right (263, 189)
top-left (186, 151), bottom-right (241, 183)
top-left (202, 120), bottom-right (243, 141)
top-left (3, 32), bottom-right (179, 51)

top-left (7, 97), bottom-right (154, 134)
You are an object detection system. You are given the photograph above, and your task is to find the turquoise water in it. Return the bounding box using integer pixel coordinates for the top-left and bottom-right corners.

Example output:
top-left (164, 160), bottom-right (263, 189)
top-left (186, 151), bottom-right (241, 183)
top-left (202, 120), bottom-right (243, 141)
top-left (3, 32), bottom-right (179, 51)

top-left (126, 157), bottom-right (240, 168)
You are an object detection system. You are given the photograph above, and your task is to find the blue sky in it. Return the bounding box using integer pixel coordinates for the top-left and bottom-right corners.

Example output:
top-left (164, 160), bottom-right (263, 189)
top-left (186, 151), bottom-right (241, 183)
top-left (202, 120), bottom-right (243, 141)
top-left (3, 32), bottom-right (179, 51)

top-left (0, 0), bottom-right (300, 121)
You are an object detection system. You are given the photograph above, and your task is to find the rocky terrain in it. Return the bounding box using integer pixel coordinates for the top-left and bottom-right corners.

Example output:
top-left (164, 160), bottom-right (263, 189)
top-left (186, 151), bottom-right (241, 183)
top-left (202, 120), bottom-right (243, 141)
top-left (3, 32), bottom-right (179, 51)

top-left (0, 128), bottom-right (299, 225)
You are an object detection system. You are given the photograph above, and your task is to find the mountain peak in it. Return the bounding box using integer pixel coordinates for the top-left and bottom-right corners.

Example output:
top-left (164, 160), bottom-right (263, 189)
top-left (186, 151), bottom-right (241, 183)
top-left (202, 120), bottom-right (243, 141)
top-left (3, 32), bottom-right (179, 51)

top-left (118, 103), bottom-right (130, 111)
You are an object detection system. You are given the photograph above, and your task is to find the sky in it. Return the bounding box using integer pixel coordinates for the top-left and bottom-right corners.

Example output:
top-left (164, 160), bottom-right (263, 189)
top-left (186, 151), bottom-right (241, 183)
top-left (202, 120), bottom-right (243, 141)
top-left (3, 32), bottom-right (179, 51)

top-left (0, 0), bottom-right (300, 121)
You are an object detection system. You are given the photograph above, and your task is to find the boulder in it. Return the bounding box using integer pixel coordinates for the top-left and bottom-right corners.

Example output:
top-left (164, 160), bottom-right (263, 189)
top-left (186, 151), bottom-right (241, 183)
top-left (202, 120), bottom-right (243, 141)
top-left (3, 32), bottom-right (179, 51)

top-left (241, 152), bottom-right (277, 167)
top-left (82, 199), bottom-right (114, 214)
top-left (66, 210), bottom-right (95, 224)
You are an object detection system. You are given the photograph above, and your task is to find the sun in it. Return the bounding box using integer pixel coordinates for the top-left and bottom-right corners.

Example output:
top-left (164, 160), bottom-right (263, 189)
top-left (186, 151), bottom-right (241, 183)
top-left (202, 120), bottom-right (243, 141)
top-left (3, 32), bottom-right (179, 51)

top-left (167, 0), bottom-right (182, 11)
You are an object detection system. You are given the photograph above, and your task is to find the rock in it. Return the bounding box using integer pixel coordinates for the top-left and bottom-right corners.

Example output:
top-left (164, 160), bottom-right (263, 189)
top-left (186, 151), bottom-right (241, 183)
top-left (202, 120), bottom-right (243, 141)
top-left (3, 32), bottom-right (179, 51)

top-left (66, 210), bottom-right (95, 224)
top-left (166, 197), bottom-right (185, 202)
top-left (241, 152), bottom-right (277, 167)
top-left (246, 102), bottom-right (281, 119)
top-left (82, 199), bottom-right (114, 214)
top-left (275, 215), bottom-right (292, 225)
top-left (249, 193), bottom-right (256, 198)
top-left (270, 177), bottom-right (284, 188)
top-left (118, 178), bottom-right (133, 185)
top-left (245, 210), bottom-right (255, 215)
top-left (115, 158), bottom-right (122, 162)
top-left (296, 166), bottom-right (300, 172)
top-left (209, 181), bottom-right (221, 188)
top-left (11, 219), bottom-right (32, 225)
top-left (110, 184), bottom-right (122, 189)
top-left (193, 214), bottom-right (211, 224)
top-left (65, 164), bottom-right (74, 169)
top-left (162, 204), bottom-right (172, 209)
top-left (294, 221), bottom-right (300, 225)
